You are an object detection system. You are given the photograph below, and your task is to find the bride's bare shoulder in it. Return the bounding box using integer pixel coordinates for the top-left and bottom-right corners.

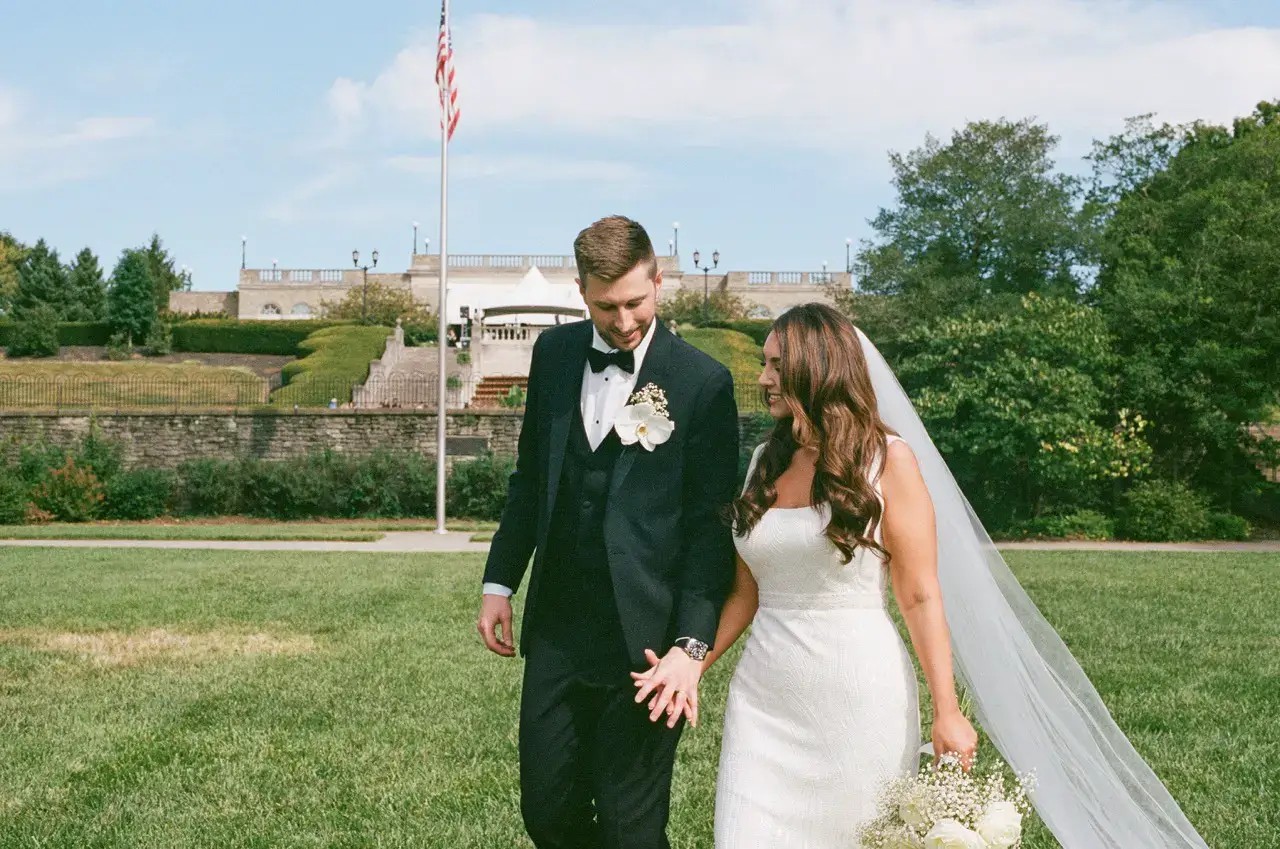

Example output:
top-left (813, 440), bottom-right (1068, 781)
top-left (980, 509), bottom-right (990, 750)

top-left (881, 436), bottom-right (925, 489)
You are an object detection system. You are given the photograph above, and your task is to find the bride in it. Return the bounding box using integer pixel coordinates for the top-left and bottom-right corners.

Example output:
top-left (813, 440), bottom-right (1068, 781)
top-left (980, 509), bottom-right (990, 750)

top-left (634, 303), bottom-right (1211, 848)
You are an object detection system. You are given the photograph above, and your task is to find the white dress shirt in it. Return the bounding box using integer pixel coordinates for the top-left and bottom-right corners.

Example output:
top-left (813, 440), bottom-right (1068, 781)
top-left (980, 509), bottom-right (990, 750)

top-left (483, 320), bottom-right (658, 599)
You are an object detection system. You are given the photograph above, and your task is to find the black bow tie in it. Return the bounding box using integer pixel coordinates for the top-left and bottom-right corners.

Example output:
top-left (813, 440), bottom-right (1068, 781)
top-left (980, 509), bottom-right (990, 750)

top-left (587, 347), bottom-right (635, 374)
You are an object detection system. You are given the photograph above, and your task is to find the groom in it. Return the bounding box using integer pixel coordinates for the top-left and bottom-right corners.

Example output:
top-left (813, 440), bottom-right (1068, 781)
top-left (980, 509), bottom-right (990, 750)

top-left (477, 215), bottom-right (739, 848)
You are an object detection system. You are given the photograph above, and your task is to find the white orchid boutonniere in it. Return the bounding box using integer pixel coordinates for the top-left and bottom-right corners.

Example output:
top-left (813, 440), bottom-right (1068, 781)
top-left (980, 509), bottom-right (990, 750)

top-left (614, 383), bottom-right (674, 451)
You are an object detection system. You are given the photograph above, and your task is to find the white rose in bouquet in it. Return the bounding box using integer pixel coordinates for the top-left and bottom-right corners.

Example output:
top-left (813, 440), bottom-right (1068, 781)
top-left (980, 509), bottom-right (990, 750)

top-left (924, 818), bottom-right (987, 849)
top-left (975, 799), bottom-right (1023, 848)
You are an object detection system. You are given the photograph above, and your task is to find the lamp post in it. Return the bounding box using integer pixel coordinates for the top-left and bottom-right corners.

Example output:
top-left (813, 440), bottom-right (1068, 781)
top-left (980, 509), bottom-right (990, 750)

top-left (241, 236), bottom-right (247, 270)
top-left (352, 248), bottom-right (379, 324)
top-left (413, 221), bottom-right (419, 256)
top-left (845, 237), bottom-right (852, 273)
top-left (668, 238), bottom-right (674, 257)
top-left (692, 248), bottom-right (720, 324)
top-left (672, 222), bottom-right (680, 258)
top-left (424, 237), bottom-right (430, 255)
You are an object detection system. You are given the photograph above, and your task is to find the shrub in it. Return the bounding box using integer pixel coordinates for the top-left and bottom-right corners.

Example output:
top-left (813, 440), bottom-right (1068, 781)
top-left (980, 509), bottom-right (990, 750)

top-left (0, 471), bottom-right (28, 524)
top-left (498, 385), bottom-right (527, 409)
top-left (17, 442), bottom-right (73, 484)
top-left (447, 454), bottom-right (516, 520)
top-left (7, 303), bottom-right (60, 357)
top-left (172, 318), bottom-right (353, 355)
top-left (143, 320), bottom-right (173, 356)
top-left (16, 427), bottom-right (122, 486)
top-left (401, 321), bottom-right (438, 346)
top-left (339, 449), bottom-right (437, 517)
top-left (57, 321), bottom-right (113, 346)
top-left (175, 457), bottom-right (244, 516)
top-left (106, 330), bottom-right (133, 361)
top-left (703, 318), bottom-right (772, 346)
top-left (102, 468), bottom-right (175, 519)
top-left (77, 423), bottom-right (124, 482)
top-left (456, 350), bottom-right (471, 366)
top-left (270, 324), bottom-right (393, 407)
top-left (29, 455), bottom-right (104, 521)
top-left (1005, 510), bottom-right (1116, 541)
top-left (1205, 512), bottom-right (1252, 541)
top-left (1117, 480), bottom-right (1211, 541)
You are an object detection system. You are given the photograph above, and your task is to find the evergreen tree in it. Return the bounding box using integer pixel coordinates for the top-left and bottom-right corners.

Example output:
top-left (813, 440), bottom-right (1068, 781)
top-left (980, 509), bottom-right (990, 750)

top-left (107, 248), bottom-right (156, 343)
top-left (15, 238), bottom-right (72, 318)
top-left (0, 231), bottom-right (25, 317)
top-left (142, 233), bottom-right (184, 316)
top-left (66, 247), bottom-right (107, 321)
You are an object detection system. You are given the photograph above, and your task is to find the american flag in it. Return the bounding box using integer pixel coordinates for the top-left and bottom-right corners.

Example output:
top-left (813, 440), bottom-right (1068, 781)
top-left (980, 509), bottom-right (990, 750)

top-left (436, 1), bottom-right (460, 141)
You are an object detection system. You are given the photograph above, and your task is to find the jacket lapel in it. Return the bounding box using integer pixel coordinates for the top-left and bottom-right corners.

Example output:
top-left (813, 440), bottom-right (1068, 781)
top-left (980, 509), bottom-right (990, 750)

top-left (545, 322), bottom-right (591, 514)
top-left (608, 322), bottom-right (674, 501)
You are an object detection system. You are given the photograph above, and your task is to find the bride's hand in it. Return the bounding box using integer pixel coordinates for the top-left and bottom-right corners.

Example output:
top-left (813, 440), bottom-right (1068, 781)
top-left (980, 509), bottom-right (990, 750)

top-left (932, 708), bottom-right (979, 772)
top-left (631, 647), bottom-right (702, 728)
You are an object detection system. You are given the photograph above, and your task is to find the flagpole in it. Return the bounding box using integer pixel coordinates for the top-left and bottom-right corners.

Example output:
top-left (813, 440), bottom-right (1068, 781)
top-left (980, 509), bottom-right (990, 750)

top-left (434, 0), bottom-right (451, 534)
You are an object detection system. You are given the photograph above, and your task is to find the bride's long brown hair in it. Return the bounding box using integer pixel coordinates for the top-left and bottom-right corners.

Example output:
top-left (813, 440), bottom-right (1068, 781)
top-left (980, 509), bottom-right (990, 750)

top-left (729, 303), bottom-right (895, 564)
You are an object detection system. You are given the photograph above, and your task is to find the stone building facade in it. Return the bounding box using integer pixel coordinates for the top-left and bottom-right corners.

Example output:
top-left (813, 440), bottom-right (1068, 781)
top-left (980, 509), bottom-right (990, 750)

top-left (169, 253), bottom-right (849, 323)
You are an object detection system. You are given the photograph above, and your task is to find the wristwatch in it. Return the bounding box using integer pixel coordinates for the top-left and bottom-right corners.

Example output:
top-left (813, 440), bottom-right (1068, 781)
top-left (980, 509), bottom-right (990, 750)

top-left (673, 636), bottom-right (710, 662)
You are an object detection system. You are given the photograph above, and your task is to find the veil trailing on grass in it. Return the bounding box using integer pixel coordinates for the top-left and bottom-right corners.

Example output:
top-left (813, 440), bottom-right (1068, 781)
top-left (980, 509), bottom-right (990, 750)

top-left (855, 327), bottom-right (1209, 848)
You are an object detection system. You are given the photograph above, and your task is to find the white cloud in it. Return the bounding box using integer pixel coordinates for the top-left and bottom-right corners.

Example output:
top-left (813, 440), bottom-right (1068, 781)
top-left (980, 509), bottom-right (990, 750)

top-left (263, 163), bottom-right (363, 223)
top-left (0, 84), bottom-right (156, 191)
top-left (324, 0), bottom-right (1280, 157)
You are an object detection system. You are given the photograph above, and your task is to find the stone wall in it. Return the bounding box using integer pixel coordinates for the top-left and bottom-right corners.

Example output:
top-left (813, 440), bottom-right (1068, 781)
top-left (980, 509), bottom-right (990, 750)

top-left (0, 410), bottom-right (523, 469)
top-left (0, 409), bottom-right (772, 470)
top-left (168, 290), bottom-right (239, 316)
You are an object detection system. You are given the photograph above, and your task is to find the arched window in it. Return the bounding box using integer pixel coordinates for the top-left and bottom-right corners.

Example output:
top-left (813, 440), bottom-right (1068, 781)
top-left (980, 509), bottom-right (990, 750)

top-left (291, 303), bottom-right (312, 317)
top-left (260, 303), bottom-right (282, 317)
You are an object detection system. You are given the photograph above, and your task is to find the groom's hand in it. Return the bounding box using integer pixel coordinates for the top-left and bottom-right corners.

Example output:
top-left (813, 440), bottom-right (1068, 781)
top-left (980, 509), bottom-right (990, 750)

top-left (631, 647), bottom-right (702, 728)
top-left (476, 594), bottom-right (516, 657)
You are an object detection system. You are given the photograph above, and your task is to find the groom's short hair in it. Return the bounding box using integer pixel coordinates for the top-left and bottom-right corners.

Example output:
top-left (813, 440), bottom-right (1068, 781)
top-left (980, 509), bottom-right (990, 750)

top-left (574, 215), bottom-right (657, 283)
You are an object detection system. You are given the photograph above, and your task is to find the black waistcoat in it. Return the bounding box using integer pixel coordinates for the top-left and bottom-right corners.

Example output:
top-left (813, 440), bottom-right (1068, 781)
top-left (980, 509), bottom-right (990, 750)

top-left (535, 398), bottom-right (629, 673)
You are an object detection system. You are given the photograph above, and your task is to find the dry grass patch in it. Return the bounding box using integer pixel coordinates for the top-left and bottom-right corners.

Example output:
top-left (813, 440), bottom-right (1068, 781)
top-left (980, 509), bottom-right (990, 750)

top-left (0, 627), bottom-right (317, 667)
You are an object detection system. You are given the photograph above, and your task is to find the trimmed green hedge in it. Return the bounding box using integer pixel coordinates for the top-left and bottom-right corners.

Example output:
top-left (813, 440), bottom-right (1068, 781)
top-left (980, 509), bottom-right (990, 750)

top-left (701, 318), bottom-right (773, 346)
top-left (171, 318), bottom-right (358, 356)
top-left (270, 324), bottom-right (394, 406)
top-left (0, 321), bottom-right (114, 347)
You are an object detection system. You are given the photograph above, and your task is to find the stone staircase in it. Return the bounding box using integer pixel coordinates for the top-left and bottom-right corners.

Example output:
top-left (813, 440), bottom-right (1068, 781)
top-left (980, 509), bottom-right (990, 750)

top-left (353, 322), bottom-right (472, 408)
top-left (469, 375), bottom-right (528, 409)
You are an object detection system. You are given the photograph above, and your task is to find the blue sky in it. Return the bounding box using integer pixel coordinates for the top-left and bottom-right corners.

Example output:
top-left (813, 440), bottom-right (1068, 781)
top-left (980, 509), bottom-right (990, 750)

top-left (2, 0), bottom-right (1278, 291)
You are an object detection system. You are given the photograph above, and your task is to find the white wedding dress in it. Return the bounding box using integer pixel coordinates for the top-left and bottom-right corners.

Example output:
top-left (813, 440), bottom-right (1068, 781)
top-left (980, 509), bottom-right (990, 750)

top-left (715, 437), bottom-right (920, 848)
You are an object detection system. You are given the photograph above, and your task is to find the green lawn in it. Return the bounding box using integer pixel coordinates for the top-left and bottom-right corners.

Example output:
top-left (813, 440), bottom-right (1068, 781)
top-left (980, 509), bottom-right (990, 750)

top-left (0, 519), bottom-right (498, 542)
top-left (0, 549), bottom-right (1274, 848)
top-left (0, 361), bottom-right (268, 407)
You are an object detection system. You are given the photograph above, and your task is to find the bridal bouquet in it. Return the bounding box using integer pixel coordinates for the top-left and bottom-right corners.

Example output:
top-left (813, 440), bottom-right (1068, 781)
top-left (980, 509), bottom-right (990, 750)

top-left (856, 751), bottom-right (1037, 849)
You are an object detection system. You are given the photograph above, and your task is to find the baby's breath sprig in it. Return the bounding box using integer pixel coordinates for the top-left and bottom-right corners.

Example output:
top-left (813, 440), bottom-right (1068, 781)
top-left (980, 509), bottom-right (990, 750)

top-left (628, 383), bottom-right (670, 417)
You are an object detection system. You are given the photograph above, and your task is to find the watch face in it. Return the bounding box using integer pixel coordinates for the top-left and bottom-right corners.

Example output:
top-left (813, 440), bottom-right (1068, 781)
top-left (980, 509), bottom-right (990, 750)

top-left (678, 639), bottom-right (709, 660)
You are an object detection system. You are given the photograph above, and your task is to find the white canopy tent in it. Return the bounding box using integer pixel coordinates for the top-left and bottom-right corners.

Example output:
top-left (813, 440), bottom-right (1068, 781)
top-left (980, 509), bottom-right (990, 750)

top-left (445, 266), bottom-right (587, 325)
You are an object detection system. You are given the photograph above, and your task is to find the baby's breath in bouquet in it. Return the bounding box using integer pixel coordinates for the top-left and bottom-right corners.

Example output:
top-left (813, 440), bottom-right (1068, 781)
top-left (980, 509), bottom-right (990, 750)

top-left (857, 751), bottom-right (1037, 849)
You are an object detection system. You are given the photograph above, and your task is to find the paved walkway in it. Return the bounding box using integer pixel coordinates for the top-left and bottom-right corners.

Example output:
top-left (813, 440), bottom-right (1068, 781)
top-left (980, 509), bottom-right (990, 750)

top-left (0, 533), bottom-right (1276, 554)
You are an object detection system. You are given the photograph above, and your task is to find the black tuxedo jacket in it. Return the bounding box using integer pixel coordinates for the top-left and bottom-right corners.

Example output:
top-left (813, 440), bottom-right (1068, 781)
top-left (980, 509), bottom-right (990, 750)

top-left (482, 319), bottom-right (740, 666)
